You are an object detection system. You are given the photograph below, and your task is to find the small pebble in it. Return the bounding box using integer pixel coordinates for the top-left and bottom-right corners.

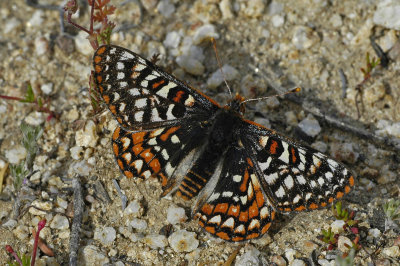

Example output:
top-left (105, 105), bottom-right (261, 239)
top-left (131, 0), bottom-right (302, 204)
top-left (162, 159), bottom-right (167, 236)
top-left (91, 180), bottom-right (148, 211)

top-left (311, 141), bottom-right (328, 153)
top-left (50, 214), bottom-right (69, 230)
top-left (141, 0), bottom-right (158, 11)
top-left (219, 0), bottom-right (233, 19)
top-left (330, 143), bottom-right (359, 164)
top-left (13, 225), bottom-right (29, 240)
top-left (157, 0), bottom-right (175, 17)
top-left (330, 220), bottom-right (346, 234)
top-left (29, 200), bottom-right (53, 216)
top-left (268, 1), bottom-right (284, 15)
top-left (285, 111), bottom-right (298, 126)
top-left (4, 17), bottom-right (21, 34)
top-left (25, 111), bottom-right (45, 126)
top-left (163, 31), bottom-right (181, 48)
top-left (79, 245), bottom-right (110, 265)
top-left (284, 248), bottom-right (299, 264)
top-left (41, 83), bottom-right (53, 95)
top-left (337, 235), bottom-right (353, 253)
top-left (75, 120), bottom-right (98, 147)
top-left (207, 64), bottom-right (239, 89)
top-left (272, 15), bottom-right (285, 27)
top-left (373, 1), bottom-right (400, 30)
top-left (168, 230), bottom-right (199, 253)
top-left (298, 114), bottom-right (321, 138)
top-left (368, 228), bottom-right (381, 238)
top-left (27, 10), bottom-right (44, 27)
top-left (70, 146), bottom-right (84, 160)
top-left (292, 26), bottom-right (318, 50)
top-left (2, 219), bottom-right (17, 229)
top-left (5, 146), bottom-right (27, 164)
top-left (318, 259), bottom-right (335, 266)
top-left (192, 24), bottom-right (219, 45)
top-left (166, 206), bottom-right (187, 225)
top-left (130, 218), bottom-right (147, 231)
top-left (176, 55), bottom-right (204, 76)
top-left (69, 160), bottom-right (92, 176)
top-left (142, 234), bottom-right (168, 249)
top-left (94, 227), bottom-right (117, 245)
top-left (235, 246), bottom-right (260, 266)
top-left (292, 259), bottom-right (306, 266)
top-left (124, 200), bottom-right (143, 217)
top-left (271, 255), bottom-right (287, 266)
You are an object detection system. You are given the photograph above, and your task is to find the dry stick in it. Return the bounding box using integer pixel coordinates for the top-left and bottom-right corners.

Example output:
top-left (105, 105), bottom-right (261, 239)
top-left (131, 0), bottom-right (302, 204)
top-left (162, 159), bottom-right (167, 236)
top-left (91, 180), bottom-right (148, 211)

top-left (252, 64), bottom-right (400, 153)
top-left (69, 177), bottom-right (84, 266)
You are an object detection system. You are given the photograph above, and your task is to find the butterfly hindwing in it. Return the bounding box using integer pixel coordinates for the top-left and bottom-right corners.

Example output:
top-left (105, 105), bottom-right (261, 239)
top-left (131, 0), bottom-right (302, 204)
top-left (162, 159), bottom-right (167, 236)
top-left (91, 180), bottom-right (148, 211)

top-left (241, 120), bottom-right (355, 213)
top-left (93, 45), bottom-right (220, 131)
top-left (194, 145), bottom-right (275, 242)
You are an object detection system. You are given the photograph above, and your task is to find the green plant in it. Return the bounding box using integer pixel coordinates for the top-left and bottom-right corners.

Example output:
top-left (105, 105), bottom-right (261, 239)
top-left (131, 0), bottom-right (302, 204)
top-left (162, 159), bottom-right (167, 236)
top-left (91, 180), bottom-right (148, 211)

top-left (383, 199), bottom-right (400, 221)
top-left (9, 163), bottom-right (28, 192)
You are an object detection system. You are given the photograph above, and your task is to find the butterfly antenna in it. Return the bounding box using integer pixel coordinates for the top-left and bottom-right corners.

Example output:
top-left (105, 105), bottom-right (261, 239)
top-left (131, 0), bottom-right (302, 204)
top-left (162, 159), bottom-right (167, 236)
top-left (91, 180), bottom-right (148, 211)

top-left (211, 38), bottom-right (233, 98)
top-left (241, 87), bottom-right (301, 105)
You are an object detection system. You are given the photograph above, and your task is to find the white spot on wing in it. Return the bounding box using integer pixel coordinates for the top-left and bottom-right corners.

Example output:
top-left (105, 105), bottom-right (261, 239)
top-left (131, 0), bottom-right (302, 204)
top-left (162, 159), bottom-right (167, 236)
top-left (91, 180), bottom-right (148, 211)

top-left (208, 193), bottom-right (220, 202)
top-left (233, 175), bottom-right (242, 182)
top-left (146, 74), bottom-right (157, 80)
top-left (148, 138), bottom-right (157, 145)
top-left (119, 102), bottom-right (126, 112)
top-left (260, 136), bottom-right (269, 147)
top-left (129, 88), bottom-right (140, 96)
top-left (260, 206), bottom-right (269, 219)
top-left (240, 196), bottom-right (247, 205)
top-left (151, 108), bottom-right (163, 122)
top-left (121, 51), bottom-right (134, 59)
top-left (222, 191), bottom-right (233, 197)
top-left (209, 215), bottom-right (221, 224)
top-left (141, 80), bottom-right (148, 87)
top-left (184, 94), bottom-right (195, 106)
top-left (134, 111), bottom-right (144, 122)
top-left (259, 157), bottom-right (272, 171)
top-left (248, 219), bottom-right (260, 230)
top-left (284, 176), bottom-right (294, 189)
top-left (133, 160), bottom-right (143, 172)
top-left (275, 186), bottom-right (285, 198)
top-left (222, 217), bottom-right (234, 228)
top-left (265, 172), bottom-right (278, 185)
top-left (296, 175), bottom-right (306, 184)
top-left (171, 135), bottom-right (180, 144)
top-left (279, 142), bottom-right (290, 164)
top-left (117, 62), bottom-right (124, 69)
top-left (117, 72), bottom-right (125, 80)
top-left (135, 98), bottom-right (147, 109)
top-left (161, 149), bottom-right (169, 160)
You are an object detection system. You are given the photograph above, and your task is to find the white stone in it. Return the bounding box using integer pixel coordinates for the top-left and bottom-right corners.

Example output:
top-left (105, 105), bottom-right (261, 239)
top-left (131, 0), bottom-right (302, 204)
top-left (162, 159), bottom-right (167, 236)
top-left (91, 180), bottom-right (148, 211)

top-left (292, 26), bottom-right (318, 50)
top-left (373, 1), bottom-right (400, 30)
top-left (130, 218), bottom-right (147, 231)
top-left (2, 219), bottom-right (17, 229)
top-left (163, 31), bottom-right (181, 48)
top-left (383, 246), bottom-right (400, 258)
top-left (41, 83), bottom-right (53, 95)
top-left (268, 1), bottom-right (284, 15)
top-left (4, 17), bottom-right (21, 34)
top-left (330, 220), bottom-right (346, 234)
top-left (219, 0), bottom-right (234, 19)
top-left (368, 228), bottom-right (381, 238)
top-left (168, 230), bottom-right (199, 253)
top-left (124, 200), bottom-right (142, 217)
top-left (329, 14), bottom-right (342, 28)
top-left (157, 0), bottom-right (175, 17)
top-left (292, 259), bottom-right (306, 266)
top-left (167, 206), bottom-right (187, 224)
top-left (207, 64), bottom-right (239, 89)
top-left (13, 225), bottom-right (29, 240)
top-left (176, 55), bottom-right (204, 76)
top-left (50, 214), bottom-right (69, 230)
top-left (337, 235), bottom-right (353, 253)
top-left (27, 10), bottom-right (44, 27)
top-left (272, 15), bottom-right (285, 27)
top-left (57, 197), bottom-right (68, 209)
top-left (142, 234), bottom-right (168, 249)
top-left (235, 246), bottom-right (260, 266)
top-left (70, 146), bottom-right (84, 160)
top-left (5, 146), bottom-right (27, 164)
top-left (74, 31), bottom-right (94, 56)
top-left (68, 160), bottom-right (92, 176)
top-left (94, 227), bottom-right (117, 245)
top-left (75, 120), bottom-right (98, 147)
top-left (35, 37), bottom-right (49, 56)
top-left (79, 245), bottom-right (110, 265)
top-left (284, 248), bottom-right (299, 264)
top-left (192, 24), bottom-right (219, 45)
top-left (25, 111), bottom-right (45, 126)
top-left (298, 114), bottom-right (321, 137)
top-left (29, 200), bottom-right (53, 216)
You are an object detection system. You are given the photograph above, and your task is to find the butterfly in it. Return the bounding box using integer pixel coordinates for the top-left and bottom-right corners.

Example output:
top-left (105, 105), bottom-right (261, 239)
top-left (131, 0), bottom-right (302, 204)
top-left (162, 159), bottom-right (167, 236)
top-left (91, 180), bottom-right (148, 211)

top-left (93, 45), bottom-right (354, 242)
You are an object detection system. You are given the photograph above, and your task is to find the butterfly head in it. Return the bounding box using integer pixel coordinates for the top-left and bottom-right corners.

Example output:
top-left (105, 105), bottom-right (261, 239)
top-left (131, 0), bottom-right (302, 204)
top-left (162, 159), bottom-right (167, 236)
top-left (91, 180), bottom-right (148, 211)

top-left (226, 93), bottom-right (246, 115)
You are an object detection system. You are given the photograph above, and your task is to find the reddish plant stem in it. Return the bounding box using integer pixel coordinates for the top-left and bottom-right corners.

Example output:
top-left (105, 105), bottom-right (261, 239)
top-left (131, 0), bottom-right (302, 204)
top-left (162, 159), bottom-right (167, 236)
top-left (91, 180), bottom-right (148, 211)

top-left (31, 219), bottom-right (47, 266)
top-left (0, 95), bottom-right (25, 101)
top-left (5, 245), bottom-right (23, 266)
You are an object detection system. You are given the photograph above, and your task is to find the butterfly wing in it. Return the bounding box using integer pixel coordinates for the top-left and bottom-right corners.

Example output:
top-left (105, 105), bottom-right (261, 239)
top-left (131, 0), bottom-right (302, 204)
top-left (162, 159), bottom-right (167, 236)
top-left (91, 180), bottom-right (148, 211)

top-left (93, 45), bottom-right (220, 131)
top-left (241, 120), bottom-right (355, 213)
top-left (194, 145), bottom-right (275, 242)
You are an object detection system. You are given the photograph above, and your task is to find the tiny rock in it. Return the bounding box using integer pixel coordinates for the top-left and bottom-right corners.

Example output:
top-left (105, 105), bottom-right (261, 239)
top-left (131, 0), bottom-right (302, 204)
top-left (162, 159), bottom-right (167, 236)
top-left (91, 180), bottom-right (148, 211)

top-left (168, 230), bottom-right (199, 253)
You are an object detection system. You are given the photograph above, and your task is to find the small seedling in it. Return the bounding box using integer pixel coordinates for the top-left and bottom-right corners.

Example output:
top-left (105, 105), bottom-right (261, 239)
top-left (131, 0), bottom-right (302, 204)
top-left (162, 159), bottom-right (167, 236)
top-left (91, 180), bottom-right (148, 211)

top-left (354, 52), bottom-right (381, 119)
top-left (383, 199), bottom-right (400, 231)
top-left (0, 82), bottom-right (56, 122)
top-left (6, 219), bottom-right (47, 266)
top-left (320, 227), bottom-right (338, 250)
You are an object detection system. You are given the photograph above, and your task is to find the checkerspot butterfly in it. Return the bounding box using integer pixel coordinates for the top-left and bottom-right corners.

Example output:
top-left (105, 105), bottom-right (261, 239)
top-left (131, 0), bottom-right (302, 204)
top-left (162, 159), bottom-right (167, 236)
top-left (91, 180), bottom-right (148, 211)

top-left (93, 45), bottom-right (354, 242)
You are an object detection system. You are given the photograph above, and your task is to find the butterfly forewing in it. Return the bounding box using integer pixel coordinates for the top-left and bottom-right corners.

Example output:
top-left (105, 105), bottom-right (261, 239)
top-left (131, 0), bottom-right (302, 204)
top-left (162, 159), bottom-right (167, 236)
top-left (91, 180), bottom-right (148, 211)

top-left (241, 120), bottom-right (355, 213)
top-left (93, 45), bottom-right (219, 131)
